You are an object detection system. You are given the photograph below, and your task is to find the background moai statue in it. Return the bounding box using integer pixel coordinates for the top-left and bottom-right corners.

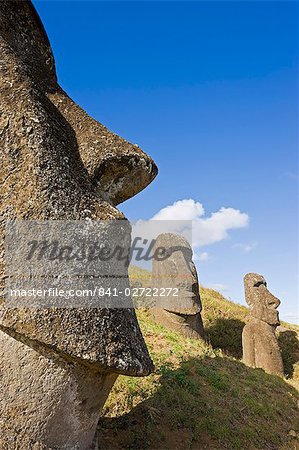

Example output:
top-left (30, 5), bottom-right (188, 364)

top-left (151, 233), bottom-right (205, 339)
top-left (242, 273), bottom-right (284, 377)
top-left (0, 1), bottom-right (157, 448)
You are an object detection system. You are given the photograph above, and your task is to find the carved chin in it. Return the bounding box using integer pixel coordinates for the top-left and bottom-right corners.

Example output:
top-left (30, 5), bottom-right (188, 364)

top-left (251, 308), bottom-right (280, 326)
top-left (263, 311), bottom-right (280, 326)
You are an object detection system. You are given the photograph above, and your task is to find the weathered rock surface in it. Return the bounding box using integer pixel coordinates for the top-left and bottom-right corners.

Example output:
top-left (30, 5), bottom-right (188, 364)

top-left (150, 233), bottom-right (205, 339)
top-left (242, 273), bottom-right (284, 377)
top-left (0, 1), bottom-right (157, 448)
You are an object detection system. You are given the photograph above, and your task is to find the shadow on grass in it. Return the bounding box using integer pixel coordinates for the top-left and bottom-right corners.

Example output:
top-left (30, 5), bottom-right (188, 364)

top-left (204, 318), bottom-right (245, 359)
top-left (98, 356), bottom-right (299, 450)
top-left (278, 330), bottom-right (299, 378)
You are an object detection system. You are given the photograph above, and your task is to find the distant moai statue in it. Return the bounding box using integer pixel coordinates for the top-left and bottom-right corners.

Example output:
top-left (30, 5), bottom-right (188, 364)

top-left (151, 233), bottom-right (205, 339)
top-left (242, 273), bottom-right (284, 377)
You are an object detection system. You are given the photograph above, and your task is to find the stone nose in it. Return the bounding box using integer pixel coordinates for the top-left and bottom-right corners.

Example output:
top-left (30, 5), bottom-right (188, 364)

top-left (47, 86), bottom-right (158, 206)
top-left (266, 290), bottom-right (280, 309)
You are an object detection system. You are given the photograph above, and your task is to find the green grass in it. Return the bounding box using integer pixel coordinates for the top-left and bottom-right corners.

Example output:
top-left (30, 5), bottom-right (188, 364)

top-left (98, 266), bottom-right (299, 450)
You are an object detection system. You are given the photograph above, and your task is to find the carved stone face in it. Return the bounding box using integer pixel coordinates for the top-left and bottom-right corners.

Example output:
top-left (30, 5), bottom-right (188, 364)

top-left (244, 273), bottom-right (280, 326)
top-left (153, 233), bottom-right (201, 315)
top-left (0, 1), bottom-right (157, 375)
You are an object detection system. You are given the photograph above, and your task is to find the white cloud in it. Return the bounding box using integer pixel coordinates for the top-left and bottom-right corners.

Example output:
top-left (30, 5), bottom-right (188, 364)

top-left (151, 199), bottom-right (249, 247)
top-left (152, 199), bottom-right (204, 221)
top-left (130, 199), bottom-right (249, 274)
top-left (233, 242), bottom-right (257, 253)
top-left (130, 199), bottom-right (249, 297)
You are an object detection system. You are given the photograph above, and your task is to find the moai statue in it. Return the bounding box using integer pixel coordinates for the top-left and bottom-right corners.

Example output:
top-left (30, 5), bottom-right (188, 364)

top-left (242, 273), bottom-right (284, 377)
top-left (0, 1), bottom-right (157, 449)
top-left (150, 233), bottom-right (205, 339)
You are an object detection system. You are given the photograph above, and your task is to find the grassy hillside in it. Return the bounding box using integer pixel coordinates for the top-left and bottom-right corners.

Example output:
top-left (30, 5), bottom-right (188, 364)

top-left (97, 268), bottom-right (299, 450)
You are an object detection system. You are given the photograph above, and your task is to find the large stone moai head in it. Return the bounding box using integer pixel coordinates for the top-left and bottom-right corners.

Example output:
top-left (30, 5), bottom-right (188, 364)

top-left (0, 1), bottom-right (157, 448)
top-left (242, 273), bottom-right (284, 377)
top-left (244, 273), bottom-right (280, 326)
top-left (151, 233), bottom-right (204, 339)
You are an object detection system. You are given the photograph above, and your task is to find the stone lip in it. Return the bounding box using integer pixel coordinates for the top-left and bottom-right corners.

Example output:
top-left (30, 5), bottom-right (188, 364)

top-left (0, 308), bottom-right (155, 376)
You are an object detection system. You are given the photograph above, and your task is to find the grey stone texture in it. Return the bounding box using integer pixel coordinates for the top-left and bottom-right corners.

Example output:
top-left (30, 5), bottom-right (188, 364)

top-left (242, 273), bottom-right (284, 377)
top-left (151, 233), bottom-right (205, 339)
top-left (0, 1), bottom-right (157, 448)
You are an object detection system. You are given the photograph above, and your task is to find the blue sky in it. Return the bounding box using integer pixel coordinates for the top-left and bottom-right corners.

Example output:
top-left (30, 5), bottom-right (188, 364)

top-left (34, 1), bottom-right (298, 323)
